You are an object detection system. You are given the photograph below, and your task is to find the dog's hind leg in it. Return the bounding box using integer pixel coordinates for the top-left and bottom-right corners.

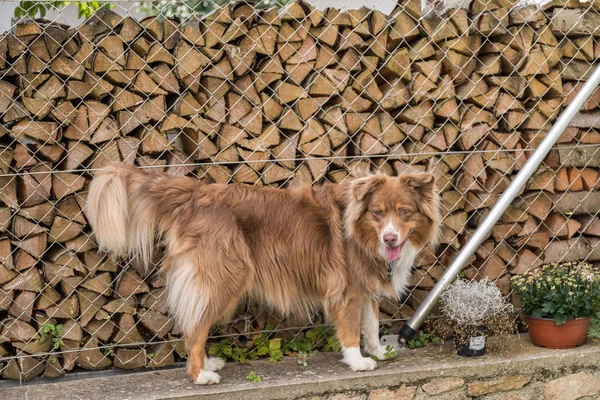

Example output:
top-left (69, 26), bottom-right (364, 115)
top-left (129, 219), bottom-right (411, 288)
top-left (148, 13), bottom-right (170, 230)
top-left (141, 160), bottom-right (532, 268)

top-left (184, 287), bottom-right (246, 384)
top-left (183, 292), bottom-right (243, 384)
top-left (176, 248), bottom-right (251, 383)
top-left (328, 294), bottom-right (377, 372)
top-left (167, 212), bottom-right (253, 384)
top-left (185, 323), bottom-right (219, 384)
top-left (182, 278), bottom-right (248, 384)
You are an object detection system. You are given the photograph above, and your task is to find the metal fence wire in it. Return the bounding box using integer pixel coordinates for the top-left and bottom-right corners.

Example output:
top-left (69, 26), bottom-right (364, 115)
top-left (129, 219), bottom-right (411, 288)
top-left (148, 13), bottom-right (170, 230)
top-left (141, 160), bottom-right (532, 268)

top-left (0, 0), bottom-right (599, 382)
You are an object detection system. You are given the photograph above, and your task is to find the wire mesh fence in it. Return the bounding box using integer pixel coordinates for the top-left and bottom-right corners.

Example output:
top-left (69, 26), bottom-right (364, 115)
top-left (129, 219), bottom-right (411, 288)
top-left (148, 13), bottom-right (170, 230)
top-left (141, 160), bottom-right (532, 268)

top-left (0, 0), bottom-right (598, 383)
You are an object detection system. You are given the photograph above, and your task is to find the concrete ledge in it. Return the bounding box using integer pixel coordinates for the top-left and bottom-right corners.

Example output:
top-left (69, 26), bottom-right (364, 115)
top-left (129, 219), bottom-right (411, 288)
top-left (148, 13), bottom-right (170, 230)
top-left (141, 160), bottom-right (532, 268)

top-left (4, 335), bottom-right (600, 400)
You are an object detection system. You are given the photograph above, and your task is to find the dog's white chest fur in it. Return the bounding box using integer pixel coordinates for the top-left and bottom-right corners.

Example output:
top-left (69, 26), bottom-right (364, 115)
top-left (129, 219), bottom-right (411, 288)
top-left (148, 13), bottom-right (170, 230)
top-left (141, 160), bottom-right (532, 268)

top-left (387, 241), bottom-right (419, 299)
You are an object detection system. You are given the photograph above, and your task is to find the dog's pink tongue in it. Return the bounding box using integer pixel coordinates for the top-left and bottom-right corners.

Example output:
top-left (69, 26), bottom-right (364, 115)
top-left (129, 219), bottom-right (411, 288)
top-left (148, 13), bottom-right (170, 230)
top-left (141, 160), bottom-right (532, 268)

top-left (385, 246), bottom-right (401, 261)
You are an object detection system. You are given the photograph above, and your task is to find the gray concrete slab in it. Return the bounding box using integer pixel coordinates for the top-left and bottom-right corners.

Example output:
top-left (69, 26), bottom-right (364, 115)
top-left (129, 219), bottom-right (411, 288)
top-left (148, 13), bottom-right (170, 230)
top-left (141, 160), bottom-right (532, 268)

top-left (2, 335), bottom-right (600, 400)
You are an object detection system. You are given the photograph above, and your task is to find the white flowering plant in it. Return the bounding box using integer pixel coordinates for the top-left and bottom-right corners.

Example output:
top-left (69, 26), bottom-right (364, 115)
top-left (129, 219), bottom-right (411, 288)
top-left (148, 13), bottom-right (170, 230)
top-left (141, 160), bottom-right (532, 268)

top-left (511, 262), bottom-right (600, 325)
top-left (436, 278), bottom-right (515, 350)
top-left (439, 278), bottom-right (514, 327)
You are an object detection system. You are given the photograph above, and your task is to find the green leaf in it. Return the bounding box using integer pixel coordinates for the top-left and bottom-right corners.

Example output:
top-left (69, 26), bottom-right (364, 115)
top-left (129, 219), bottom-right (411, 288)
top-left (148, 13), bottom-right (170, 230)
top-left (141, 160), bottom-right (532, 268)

top-left (256, 345), bottom-right (269, 356)
top-left (383, 345), bottom-right (397, 359)
top-left (305, 328), bottom-right (323, 343)
top-left (555, 314), bottom-right (568, 326)
top-left (52, 337), bottom-right (63, 350)
top-left (55, 324), bottom-right (64, 337)
top-left (268, 338), bottom-right (281, 351)
top-left (542, 302), bottom-right (557, 314)
top-left (221, 344), bottom-right (233, 357)
top-left (268, 350), bottom-right (283, 363)
top-left (246, 371), bottom-right (262, 382)
top-left (232, 347), bottom-right (248, 363)
top-left (14, 4), bottom-right (24, 17)
top-left (208, 343), bottom-right (220, 357)
top-left (38, 4), bottom-right (47, 17)
top-left (323, 336), bottom-right (341, 352)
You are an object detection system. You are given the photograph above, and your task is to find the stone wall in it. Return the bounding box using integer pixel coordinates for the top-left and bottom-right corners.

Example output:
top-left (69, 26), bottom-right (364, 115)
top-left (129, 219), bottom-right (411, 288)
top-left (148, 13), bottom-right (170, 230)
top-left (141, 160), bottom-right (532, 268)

top-left (311, 371), bottom-right (600, 399)
top-left (3, 335), bottom-right (600, 399)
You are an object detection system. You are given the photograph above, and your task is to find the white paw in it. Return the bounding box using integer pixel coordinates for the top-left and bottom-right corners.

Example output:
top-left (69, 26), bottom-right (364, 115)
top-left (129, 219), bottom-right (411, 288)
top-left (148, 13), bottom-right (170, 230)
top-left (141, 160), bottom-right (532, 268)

top-left (195, 370), bottom-right (221, 385)
top-left (348, 356), bottom-right (377, 371)
top-left (342, 347), bottom-right (377, 372)
top-left (365, 344), bottom-right (387, 360)
top-left (204, 357), bottom-right (225, 372)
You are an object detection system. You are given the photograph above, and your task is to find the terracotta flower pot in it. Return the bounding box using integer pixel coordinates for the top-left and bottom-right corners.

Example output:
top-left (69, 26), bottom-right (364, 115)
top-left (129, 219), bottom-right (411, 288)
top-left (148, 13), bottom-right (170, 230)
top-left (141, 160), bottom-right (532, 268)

top-left (526, 316), bottom-right (589, 349)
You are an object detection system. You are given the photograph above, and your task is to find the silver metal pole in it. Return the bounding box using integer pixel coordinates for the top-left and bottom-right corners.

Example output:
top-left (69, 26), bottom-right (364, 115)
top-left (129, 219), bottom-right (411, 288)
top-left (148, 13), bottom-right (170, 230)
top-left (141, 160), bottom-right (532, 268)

top-left (398, 63), bottom-right (600, 343)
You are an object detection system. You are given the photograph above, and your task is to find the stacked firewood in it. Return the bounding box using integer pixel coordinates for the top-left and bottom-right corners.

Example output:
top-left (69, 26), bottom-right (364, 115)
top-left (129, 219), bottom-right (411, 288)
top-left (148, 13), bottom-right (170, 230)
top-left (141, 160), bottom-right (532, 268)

top-left (0, 0), bottom-right (599, 380)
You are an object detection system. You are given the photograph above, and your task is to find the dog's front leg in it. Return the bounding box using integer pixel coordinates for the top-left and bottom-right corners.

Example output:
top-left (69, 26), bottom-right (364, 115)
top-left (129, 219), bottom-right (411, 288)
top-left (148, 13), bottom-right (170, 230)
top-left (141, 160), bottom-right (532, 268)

top-left (329, 296), bottom-right (377, 372)
top-left (361, 299), bottom-right (387, 360)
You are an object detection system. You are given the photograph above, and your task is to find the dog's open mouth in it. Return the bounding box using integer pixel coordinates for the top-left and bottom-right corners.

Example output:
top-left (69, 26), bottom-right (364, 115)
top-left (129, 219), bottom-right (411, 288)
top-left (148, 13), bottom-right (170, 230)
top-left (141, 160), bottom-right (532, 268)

top-left (385, 240), bottom-right (407, 261)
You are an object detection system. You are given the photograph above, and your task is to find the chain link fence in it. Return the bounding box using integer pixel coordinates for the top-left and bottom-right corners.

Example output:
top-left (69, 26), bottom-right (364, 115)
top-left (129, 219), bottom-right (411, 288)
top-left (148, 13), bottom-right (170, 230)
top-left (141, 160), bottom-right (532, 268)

top-left (0, 0), bottom-right (598, 383)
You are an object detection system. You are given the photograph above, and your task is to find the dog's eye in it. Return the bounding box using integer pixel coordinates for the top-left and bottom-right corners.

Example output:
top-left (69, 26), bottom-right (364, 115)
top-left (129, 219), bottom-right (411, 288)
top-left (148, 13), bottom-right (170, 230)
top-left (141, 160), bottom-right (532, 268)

top-left (400, 208), bottom-right (411, 215)
top-left (372, 210), bottom-right (383, 218)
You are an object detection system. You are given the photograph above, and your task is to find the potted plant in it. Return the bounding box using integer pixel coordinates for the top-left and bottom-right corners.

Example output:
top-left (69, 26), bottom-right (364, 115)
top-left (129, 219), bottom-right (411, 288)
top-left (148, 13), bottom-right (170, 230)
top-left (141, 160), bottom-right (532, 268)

top-left (511, 262), bottom-right (600, 349)
top-left (438, 278), bottom-right (515, 357)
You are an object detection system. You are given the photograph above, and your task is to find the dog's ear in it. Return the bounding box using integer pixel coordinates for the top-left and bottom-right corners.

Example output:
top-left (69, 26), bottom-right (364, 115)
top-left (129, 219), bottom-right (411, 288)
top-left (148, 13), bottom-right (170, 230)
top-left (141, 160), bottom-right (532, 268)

top-left (402, 173), bottom-right (436, 195)
top-left (402, 173), bottom-right (440, 223)
top-left (350, 165), bottom-right (371, 179)
top-left (344, 174), bottom-right (386, 239)
top-left (351, 174), bottom-right (386, 202)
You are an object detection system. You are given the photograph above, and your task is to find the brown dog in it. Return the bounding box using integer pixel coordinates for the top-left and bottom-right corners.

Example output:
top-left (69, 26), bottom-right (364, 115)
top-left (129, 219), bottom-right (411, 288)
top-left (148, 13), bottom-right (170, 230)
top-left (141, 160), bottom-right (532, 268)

top-left (86, 163), bottom-right (440, 384)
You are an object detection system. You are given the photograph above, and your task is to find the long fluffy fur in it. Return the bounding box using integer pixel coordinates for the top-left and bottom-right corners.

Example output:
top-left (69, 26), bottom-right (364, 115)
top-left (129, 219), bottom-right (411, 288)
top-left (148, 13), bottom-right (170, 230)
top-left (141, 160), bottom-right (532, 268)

top-left (87, 163), bottom-right (440, 381)
top-left (86, 165), bottom-right (130, 257)
top-left (166, 258), bottom-right (209, 334)
top-left (87, 164), bottom-right (158, 268)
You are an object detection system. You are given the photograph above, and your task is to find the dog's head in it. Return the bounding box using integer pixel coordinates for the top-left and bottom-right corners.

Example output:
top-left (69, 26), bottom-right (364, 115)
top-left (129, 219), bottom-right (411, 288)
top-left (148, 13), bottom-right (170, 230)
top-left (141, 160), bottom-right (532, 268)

top-left (344, 172), bottom-right (440, 261)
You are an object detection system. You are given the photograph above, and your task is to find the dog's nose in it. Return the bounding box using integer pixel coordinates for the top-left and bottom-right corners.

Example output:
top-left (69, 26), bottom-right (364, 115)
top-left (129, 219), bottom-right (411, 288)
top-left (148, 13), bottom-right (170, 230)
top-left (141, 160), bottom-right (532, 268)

top-left (383, 234), bottom-right (398, 246)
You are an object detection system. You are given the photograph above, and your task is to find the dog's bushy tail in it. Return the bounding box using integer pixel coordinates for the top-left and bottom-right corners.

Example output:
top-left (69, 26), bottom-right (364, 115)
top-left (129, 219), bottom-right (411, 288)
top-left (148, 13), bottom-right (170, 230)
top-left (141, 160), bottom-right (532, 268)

top-left (87, 164), bottom-right (157, 271)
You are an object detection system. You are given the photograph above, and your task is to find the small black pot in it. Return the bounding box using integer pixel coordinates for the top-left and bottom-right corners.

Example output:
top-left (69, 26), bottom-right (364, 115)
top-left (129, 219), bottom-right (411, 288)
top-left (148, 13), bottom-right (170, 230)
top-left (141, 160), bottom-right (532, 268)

top-left (454, 326), bottom-right (488, 357)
